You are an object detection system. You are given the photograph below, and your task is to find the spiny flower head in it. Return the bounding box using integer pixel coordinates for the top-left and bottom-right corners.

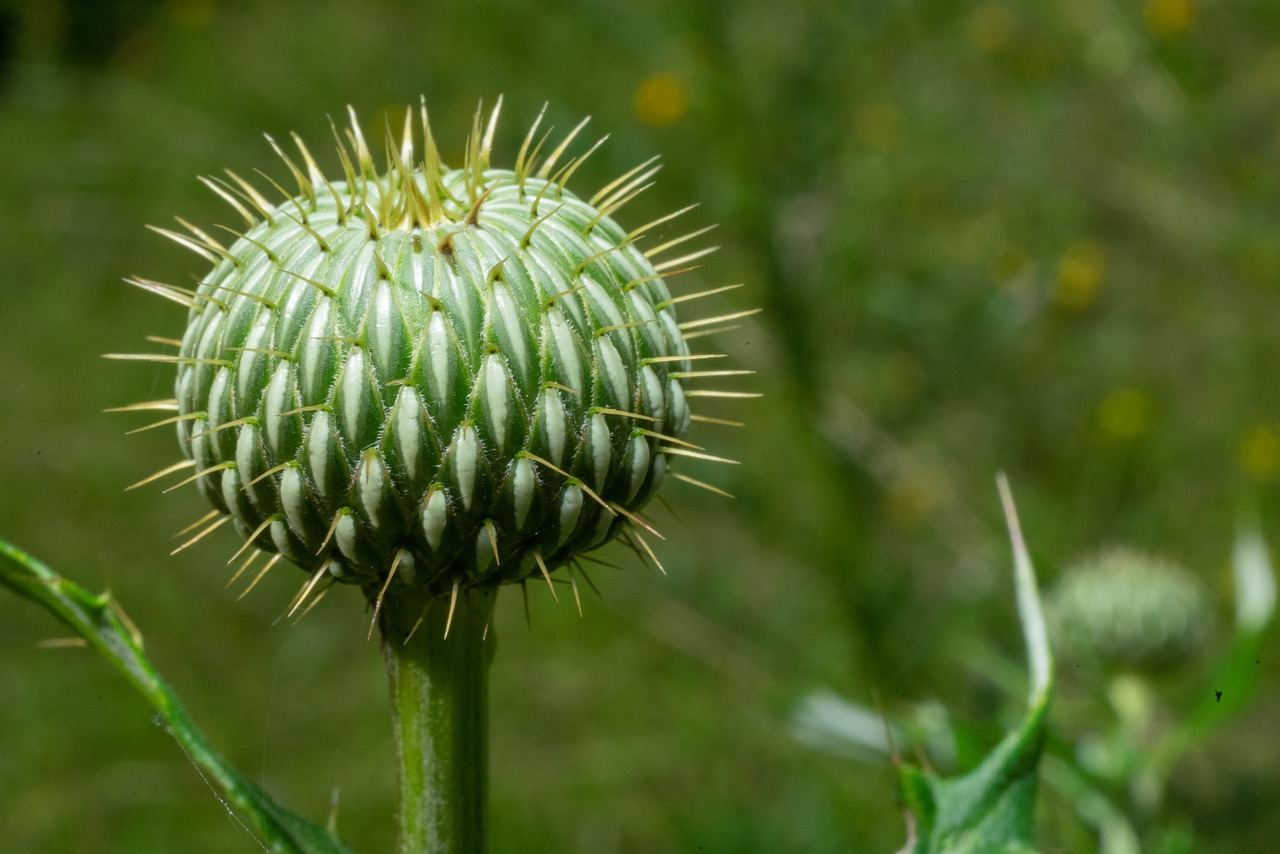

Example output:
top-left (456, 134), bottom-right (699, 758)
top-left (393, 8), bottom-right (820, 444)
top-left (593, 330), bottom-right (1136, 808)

top-left (1048, 547), bottom-right (1210, 670)
top-left (110, 99), bottom-right (754, 618)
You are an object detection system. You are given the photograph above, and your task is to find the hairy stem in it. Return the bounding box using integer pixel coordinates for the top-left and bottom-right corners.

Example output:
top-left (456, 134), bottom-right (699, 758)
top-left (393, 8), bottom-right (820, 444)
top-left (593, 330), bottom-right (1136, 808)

top-left (380, 585), bottom-right (497, 854)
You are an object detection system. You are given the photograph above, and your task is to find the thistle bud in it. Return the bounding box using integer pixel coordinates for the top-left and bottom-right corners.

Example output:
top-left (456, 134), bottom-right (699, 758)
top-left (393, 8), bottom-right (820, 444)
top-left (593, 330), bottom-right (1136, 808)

top-left (1048, 548), bottom-right (1210, 670)
top-left (113, 101), bottom-right (752, 605)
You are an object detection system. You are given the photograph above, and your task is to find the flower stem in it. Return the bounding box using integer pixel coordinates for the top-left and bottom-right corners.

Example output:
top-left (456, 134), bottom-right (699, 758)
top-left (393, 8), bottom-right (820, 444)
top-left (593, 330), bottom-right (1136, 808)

top-left (380, 585), bottom-right (497, 854)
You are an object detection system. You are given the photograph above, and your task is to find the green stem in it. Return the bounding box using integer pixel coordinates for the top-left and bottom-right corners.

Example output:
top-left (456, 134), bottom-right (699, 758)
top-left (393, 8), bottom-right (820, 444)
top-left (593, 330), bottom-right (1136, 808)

top-left (380, 585), bottom-right (497, 854)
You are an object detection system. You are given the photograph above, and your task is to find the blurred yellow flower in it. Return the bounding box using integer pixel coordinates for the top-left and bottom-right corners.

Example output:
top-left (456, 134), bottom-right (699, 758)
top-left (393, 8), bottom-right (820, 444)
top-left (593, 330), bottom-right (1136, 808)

top-left (967, 4), bottom-right (1016, 53)
top-left (634, 73), bottom-right (690, 128)
top-left (856, 102), bottom-right (904, 150)
top-left (1237, 424), bottom-right (1280, 481)
top-left (1144, 0), bottom-right (1195, 39)
top-left (1098, 388), bottom-right (1153, 439)
top-left (1053, 239), bottom-right (1105, 313)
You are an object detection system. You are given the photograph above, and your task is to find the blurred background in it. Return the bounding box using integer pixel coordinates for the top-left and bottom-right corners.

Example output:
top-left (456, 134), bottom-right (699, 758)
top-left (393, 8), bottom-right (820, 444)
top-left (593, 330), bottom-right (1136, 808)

top-left (1, 0), bottom-right (1278, 850)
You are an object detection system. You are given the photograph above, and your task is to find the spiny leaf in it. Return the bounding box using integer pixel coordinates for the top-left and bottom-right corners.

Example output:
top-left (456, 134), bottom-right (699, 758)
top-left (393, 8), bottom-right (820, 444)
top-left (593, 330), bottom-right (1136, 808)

top-left (896, 474), bottom-right (1052, 854)
top-left (0, 538), bottom-right (354, 854)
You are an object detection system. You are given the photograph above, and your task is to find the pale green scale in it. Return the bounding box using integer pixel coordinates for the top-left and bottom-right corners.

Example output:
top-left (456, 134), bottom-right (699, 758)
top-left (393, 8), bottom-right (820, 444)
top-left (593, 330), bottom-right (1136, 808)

top-left (452, 425), bottom-right (479, 510)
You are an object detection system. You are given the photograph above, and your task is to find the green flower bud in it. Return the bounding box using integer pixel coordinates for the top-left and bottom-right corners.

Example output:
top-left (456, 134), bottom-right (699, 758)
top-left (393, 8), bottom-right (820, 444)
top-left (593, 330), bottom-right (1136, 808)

top-left (113, 101), bottom-right (751, 606)
top-left (1048, 548), bottom-right (1211, 669)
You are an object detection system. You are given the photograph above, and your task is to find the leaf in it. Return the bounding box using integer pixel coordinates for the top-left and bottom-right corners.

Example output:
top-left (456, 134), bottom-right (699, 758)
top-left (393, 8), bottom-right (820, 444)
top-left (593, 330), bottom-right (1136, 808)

top-left (896, 474), bottom-right (1052, 854)
top-left (0, 537), bottom-right (355, 854)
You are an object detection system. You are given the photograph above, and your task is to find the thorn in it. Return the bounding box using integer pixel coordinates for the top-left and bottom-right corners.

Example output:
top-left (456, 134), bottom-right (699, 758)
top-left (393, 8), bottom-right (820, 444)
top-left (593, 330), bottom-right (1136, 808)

top-left (631, 528), bottom-right (666, 575)
top-left (682, 324), bottom-right (742, 341)
top-left (123, 276), bottom-right (197, 309)
top-left (536, 115), bottom-right (590, 180)
top-left (277, 267), bottom-right (337, 297)
top-left (683, 390), bottom-right (763, 399)
top-left (625, 201), bottom-right (696, 241)
top-left (486, 257), bottom-right (508, 285)
top-left (291, 131), bottom-right (328, 186)
top-left (237, 553), bottom-right (282, 600)
top-left (533, 550), bottom-right (558, 601)
top-left (367, 549), bottom-right (406, 640)
top-left (575, 240), bottom-right (634, 276)
top-left (654, 245), bottom-right (720, 272)
top-left (199, 175), bottom-right (256, 228)
top-left (637, 428), bottom-right (703, 450)
top-left (437, 230), bottom-right (457, 255)
top-left (593, 407), bottom-right (659, 423)
top-left (171, 515), bottom-right (230, 555)
top-left (551, 134), bottom-right (610, 194)
top-left (188, 416), bottom-right (256, 441)
top-left (145, 336), bottom-right (183, 348)
top-left (593, 155), bottom-right (662, 207)
top-left (227, 515), bottom-right (280, 565)
top-left (623, 266), bottom-right (700, 292)
top-left (163, 462), bottom-right (235, 494)
top-left (575, 560), bottom-right (605, 601)
top-left (520, 203), bottom-right (564, 249)
top-left (543, 381), bottom-right (580, 396)
top-left (287, 565), bottom-right (331, 619)
top-left (644, 225), bottom-right (720, 261)
top-left (104, 354), bottom-right (232, 367)
top-left (295, 581), bottom-right (333, 622)
top-left (609, 502), bottom-right (664, 539)
top-left (679, 308), bottom-right (761, 330)
top-left (515, 103), bottom-right (549, 192)
top-left (595, 164), bottom-right (661, 213)
top-left (542, 284), bottom-right (583, 308)
top-left (173, 509), bottom-right (221, 539)
top-left (640, 353), bottom-right (725, 365)
top-left (174, 217), bottom-right (230, 254)
top-left (105, 399), bottom-right (180, 414)
top-left (280, 208), bottom-right (331, 252)
top-left (278, 404), bottom-right (329, 418)
top-left (670, 470), bottom-right (735, 498)
top-left (147, 225), bottom-right (221, 266)
top-left (464, 180), bottom-right (500, 226)
top-left (483, 520), bottom-right (501, 565)
top-left (243, 462), bottom-right (292, 489)
top-left (443, 580), bottom-right (460, 639)
top-left (565, 563), bottom-right (583, 616)
top-left (214, 224), bottom-right (279, 263)
top-left (584, 182), bottom-right (654, 234)
top-left (656, 283), bottom-right (743, 309)
top-left (689, 413), bottom-right (745, 427)
top-left (669, 369), bottom-right (755, 380)
top-left (345, 105), bottom-right (375, 177)
top-left (264, 133), bottom-right (316, 205)
top-left (660, 447), bottom-right (740, 465)
top-left (405, 603), bottom-right (430, 644)
top-left (223, 169), bottom-right (277, 224)
top-left (124, 412), bottom-right (205, 435)
top-left (126, 459), bottom-right (196, 491)
top-left (208, 281), bottom-right (278, 311)
top-left (481, 95), bottom-right (504, 169)
top-left (482, 589), bottom-right (498, 640)
top-left (519, 452), bottom-right (615, 515)
top-left (316, 511), bottom-right (344, 555)
top-left (226, 549), bottom-right (264, 588)
top-left (594, 319), bottom-right (653, 337)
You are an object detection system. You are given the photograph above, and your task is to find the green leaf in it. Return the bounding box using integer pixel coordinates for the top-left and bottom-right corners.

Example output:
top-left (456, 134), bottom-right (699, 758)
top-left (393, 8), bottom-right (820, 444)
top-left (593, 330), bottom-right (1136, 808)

top-left (0, 537), bottom-right (355, 854)
top-left (897, 475), bottom-right (1052, 854)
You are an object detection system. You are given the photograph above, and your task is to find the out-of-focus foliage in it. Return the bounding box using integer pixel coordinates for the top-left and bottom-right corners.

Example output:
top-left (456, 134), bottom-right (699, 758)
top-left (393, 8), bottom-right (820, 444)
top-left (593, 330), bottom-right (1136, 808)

top-left (1, 0), bottom-right (1278, 851)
